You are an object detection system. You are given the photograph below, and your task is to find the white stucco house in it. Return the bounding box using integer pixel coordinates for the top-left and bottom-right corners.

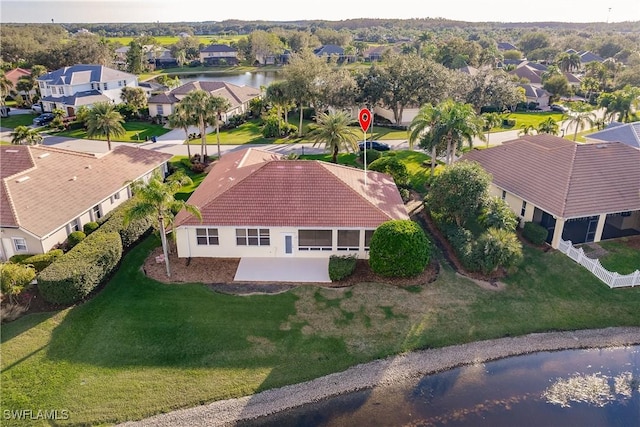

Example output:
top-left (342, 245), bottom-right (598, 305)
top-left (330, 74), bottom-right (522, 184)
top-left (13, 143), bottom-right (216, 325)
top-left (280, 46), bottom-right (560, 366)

top-left (36, 64), bottom-right (139, 116)
top-left (173, 148), bottom-right (408, 259)
top-left (461, 135), bottom-right (640, 248)
top-left (147, 81), bottom-right (262, 121)
top-left (0, 145), bottom-right (171, 260)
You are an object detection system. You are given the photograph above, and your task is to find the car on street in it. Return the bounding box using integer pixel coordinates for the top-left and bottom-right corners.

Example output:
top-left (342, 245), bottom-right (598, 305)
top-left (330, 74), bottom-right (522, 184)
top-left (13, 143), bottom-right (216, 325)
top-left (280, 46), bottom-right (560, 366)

top-left (358, 140), bottom-right (391, 151)
top-left (33, 113), bottom-right (55, 126)
top-left (550, 104), bottom-right (569, 113)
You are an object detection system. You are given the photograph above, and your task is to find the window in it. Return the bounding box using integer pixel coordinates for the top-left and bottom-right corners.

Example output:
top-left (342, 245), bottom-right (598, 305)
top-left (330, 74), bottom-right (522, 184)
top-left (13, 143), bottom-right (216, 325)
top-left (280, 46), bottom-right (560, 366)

top-left (196, 228), bottom-right (219, 245)
top-left (236, 228), bottom-right (270, 246)
top-left (69, 218), bottom-right (81, 232)
top-left (157, 105), bottom-right (164, 115)
top-left (298, 230), bottom-right (332, 251)
top-left (118, 80), bottom-right (123, 87)
top-left (337, 230), bottom-right (360, 251)
top-left (103, 83), bottom-right (108, 90)
top-left (364, 229), bottom-right (375, 251)
top-left (521, 201), bottom-right (527, 217)
top-left (501, 190), bottom-right (507, 200)
top-left (110, 192), bottom-right (121, 204)
top-left (93, 205), bottom-right (102, 220)
top-left (13, 238), bottom-right (27, 252)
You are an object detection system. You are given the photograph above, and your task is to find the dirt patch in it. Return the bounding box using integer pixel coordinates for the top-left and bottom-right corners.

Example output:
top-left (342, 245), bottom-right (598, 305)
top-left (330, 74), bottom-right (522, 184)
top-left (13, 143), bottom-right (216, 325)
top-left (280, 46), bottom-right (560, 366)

top-left (621, 235), bottom-right (640, 250)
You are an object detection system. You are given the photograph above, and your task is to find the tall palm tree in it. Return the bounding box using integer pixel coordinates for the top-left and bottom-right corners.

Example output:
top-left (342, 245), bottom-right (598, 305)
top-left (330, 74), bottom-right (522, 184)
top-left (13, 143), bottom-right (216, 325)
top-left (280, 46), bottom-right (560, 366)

top-left (0, 71), bottom-right (13, 106)
top-left (518, 124), bottom-right (537, 136)
top-left (430, 99), bottom-right (485, 165)
top-left (124, 170), bottom-right (201, 278)
top-left (308, 110), bottom-right (359, 163)
top-left (537, 117), bottom-right (559, 135)
top-left (168, 104), bottom-right (193, 159)
top-left (482, 112), bottom-right (502, 147)
top-left (209, 96), bottom-right (231, 159)
top-left (179, 89), bottom-right (218, 160)
top-left (408, 103), bottom-right (440, 175)
top-left (265, 81), bottom-right (291, 132)
top-left (566, 108), bottom-right (596, 141)
top-left (85, 102), bottom-right (126, 151)
top-left (11, 125), bottom-right (43, 145)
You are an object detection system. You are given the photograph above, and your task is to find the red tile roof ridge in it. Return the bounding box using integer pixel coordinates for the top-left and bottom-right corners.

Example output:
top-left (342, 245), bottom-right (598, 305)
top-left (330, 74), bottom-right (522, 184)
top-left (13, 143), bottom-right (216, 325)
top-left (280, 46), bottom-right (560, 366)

top-left (1, 178), bottom-right (20, 227)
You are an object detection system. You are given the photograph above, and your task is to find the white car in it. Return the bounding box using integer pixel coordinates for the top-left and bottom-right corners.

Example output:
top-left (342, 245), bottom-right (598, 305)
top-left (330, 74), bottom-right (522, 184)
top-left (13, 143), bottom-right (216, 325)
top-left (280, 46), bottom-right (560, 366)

top-left (31, 104), bottom-right (43, 113)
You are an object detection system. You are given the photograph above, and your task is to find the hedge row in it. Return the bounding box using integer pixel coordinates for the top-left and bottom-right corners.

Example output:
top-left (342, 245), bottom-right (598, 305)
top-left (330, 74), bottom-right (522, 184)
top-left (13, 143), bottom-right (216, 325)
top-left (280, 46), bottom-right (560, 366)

top-left (21, 249), bottom-right (64, 273)
top-left (37, 231), bottom-right (122, 305)
top-left (99, 198), bottom-right (154, 248)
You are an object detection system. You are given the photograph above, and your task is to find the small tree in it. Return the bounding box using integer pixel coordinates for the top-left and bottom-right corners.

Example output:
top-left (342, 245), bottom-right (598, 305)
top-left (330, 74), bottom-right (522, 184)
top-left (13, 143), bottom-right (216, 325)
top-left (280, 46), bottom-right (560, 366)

top-left (0, 263), bottom-right (35, 305)
top-left (369, 220), bottom-right (432, 277)
top-left (473, 228), bottom-right (523, 274)
top-left (368, 156), bottom-right (409, 187)
top-left (479, 197), bottom-right (519, 231)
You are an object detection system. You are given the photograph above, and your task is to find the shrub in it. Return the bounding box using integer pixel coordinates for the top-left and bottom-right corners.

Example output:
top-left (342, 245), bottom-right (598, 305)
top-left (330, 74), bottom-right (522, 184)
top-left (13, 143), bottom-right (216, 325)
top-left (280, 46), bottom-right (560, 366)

top-left (479, 197), bottom-right (519, 231)
top-left (399, 187), bottom-right (411, 203)
top-left (502, 118), bottom-right (517, 126)
top-left (369, 220), bottom-right (432, 277)
top-left (472, 228), bottom-right (523, 274)
top-left (522, 221), bottom-right (549, 245)
top-left (358, 149), bottom-right (380, 165)
top-left (37, 231), bottom-right (123, 305)
top-left (328, 255), bottom-right (357, 281)
top-left (21, 249), bottom-right (64, 272)
top-left (9, 254), bottom-right (34, 264)
top-left (83, 221), bottom-right (99, 235)
top-left (67, 231), bottom-right (86, 248)
top-left (99, 198), bottom-right (154, 248)
top-left (368, 156), bottom-right (409, 187)
top-left (0, 262), bottom-right (36, 305)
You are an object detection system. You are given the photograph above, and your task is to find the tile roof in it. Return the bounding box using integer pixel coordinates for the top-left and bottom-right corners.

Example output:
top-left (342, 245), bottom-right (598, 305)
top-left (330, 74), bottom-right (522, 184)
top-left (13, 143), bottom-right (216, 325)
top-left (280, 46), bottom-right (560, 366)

top-left (586, 122), bottom-right (640, 150)
top-left (175, 148), bottom-right (408, 229)
top-left (164, 81), bottom-right (261, 110)
top-left (147, 92), bottom-right (180, 104)
top-left (0, 146), bottom-right (35, 228)
top-left (461, 135), bottom-right (640, 218)
top-left (41, 90), bottom-right (111, 106)
top-left (5, 68), bottom-right (31, 86)
top-left (37, 64), bottom-right (135, 86)
top-left (314, 45), bottom-right (345, 56)
top-left (200, 44), bottom-right (237, 53)
top-left (1, 145), bottom-right (171, 237)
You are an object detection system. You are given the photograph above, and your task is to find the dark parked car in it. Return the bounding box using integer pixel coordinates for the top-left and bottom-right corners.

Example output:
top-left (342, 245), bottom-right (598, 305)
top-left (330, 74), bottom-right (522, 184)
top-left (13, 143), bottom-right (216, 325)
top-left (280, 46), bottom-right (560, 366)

top-left (550, 104), bottom-right (569, 113)
top-left (33, 113), bottom-right (55, 126)
top-left (358, 140), bottom-right (391, 151)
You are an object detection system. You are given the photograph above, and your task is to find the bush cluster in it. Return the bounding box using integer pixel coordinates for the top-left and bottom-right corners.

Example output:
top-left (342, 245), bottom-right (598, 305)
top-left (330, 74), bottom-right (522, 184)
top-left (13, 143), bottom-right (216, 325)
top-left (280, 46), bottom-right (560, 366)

top-left (358, 149), bottom-right (380, 165)
top-left (369, 220), bottom-right (431, 277)
top-left (368, 156), bottom-right (409, 187)
top-left (83, 221), bottom-right (99, 235)
top-left (99, 198), bottom-right (154, 248)
top-left (21, 249), bottom-right (64, 272)
top-left (328, 255), bottom-right (357, 281)
top-left (37, 231), bottom-right (123, 305)
top-left (67, 231), bottom-right (86, 248)
top-left (522, 221), bottom-right (549, 245)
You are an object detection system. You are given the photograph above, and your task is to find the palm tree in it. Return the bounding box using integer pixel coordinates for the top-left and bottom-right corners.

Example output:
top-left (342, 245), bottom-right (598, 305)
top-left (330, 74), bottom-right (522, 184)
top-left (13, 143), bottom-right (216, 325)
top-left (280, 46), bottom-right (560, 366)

top-left (168, 104), bottom-right (193, 159)
top-left (518, 124), bottom-right (537, 136)
top-left (85, 102), bottom-right (126, 151)
top-left (0, 71), bottom-right (13, 106)
top-left (209, 96), bottom-right (231, 159)
top-left (124, 170), bottom-right (201, 278)
top-left (565, 107), bottom-right (596, 141)
top-left (179, 90), bottom-right (219, 160)
top-left (430, 99), bottom-right (485, 165)
top-left (308, 110), bottom-right (359, 163)
top-left (408, 103), bottom-right (440, 175)
top-left (11, 125), bottom-right (43, 145)
top-left (265, 81), bottom-right (291, 132)
top-left (482, 112), bottom-right (502, 147)
top-left (537, 117), bottom-right (559, 135)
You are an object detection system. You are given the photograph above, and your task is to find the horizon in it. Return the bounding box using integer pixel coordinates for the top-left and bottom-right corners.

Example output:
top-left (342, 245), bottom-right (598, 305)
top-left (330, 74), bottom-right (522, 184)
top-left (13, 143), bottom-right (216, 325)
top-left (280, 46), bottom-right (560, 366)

top-left (1, 0), bottom-right (639, 24)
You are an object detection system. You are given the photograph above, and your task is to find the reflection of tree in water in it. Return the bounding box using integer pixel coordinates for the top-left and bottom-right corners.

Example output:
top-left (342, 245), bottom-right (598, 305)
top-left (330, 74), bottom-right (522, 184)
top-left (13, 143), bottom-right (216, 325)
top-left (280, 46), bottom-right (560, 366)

top-left (543, 372), bottom-right (637, 408)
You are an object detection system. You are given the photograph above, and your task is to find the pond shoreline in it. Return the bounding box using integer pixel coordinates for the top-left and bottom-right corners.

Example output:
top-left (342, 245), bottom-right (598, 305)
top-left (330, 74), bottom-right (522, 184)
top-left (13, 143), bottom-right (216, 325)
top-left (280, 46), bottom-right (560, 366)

top-left (118, 326), bottom-right (640, 427)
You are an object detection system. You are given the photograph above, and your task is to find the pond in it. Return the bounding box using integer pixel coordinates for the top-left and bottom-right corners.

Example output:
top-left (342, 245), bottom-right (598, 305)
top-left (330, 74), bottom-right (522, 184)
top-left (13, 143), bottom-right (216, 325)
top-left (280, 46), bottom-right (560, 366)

top-left (242, 346), bottom-right (639, 427)
top-left (167, 70), bottom-right (281, 88)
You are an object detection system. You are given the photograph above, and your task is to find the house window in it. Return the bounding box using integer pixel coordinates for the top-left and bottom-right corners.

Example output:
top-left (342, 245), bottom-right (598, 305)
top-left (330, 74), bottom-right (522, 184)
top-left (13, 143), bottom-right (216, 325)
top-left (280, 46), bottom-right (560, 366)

top-left (364, 229), bottom-right (375, 251)
top-left (236, 228), bottom-right (270, 246)
top-left (521, 201), bottom-right (527, 217)
top-left (68, 218), bottom-right (81, 232)
top-left (298, 229), bottom-right (332, 251)
top-left (157, 105), bottom-right (164, 115)
top-left (196, 228), bottom-right (219, 245)
top-left (501, 190), bottom-right (507, 200)
top-left (103, 83), bottom-right (108, 90)
top-left (92, 205), bottom-right (102, 220)
top-left (118, 80), bottom-right (123, 87)
top-left (337, 230), bottom-right (360, 251)
top-left (13, 238), bottom-right (28, 252)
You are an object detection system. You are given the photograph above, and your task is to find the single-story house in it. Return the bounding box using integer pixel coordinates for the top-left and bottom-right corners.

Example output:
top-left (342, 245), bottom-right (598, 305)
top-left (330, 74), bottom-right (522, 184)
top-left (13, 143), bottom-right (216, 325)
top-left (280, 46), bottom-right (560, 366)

top-left (199, 44), bottom-right (239, 66)
top-left (497, 42), bottom-right (519, 51)
top-left (313, 44), bottom-right (346, 62)
top-left (173, 148), bottom-right (408, 259)
top-left (584, 122), bottom-right (640, 150)
top-left (460, 135), bottom-right (640, 248)
top-left (5, 68), bottom-right (37, 103)
top-left (0, 145), bottom-right (171, 260)
top-left (147, 80), bottom-right (262, 120)
top-left (519, 84), bottom-right (551, 108)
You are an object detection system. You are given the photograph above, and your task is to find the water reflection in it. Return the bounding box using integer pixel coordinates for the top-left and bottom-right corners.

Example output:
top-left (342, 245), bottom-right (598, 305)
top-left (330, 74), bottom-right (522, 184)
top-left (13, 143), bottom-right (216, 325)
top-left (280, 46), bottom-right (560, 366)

top-left (167, 71), bottom-right (281, 88)
top-left (242, 346), bottom-right (639, 427)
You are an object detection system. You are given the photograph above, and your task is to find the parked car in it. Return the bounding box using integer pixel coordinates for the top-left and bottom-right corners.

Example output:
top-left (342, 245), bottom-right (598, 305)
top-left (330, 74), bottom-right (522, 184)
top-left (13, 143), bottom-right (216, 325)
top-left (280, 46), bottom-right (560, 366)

top-left (31, 104), bottom-right (43, 113)
top-left (358, 140), bottom-right (391, 151)
top-left (33, 113), bottom-right (55, 126)
top-left (550, 104), bottom-right (569, 113)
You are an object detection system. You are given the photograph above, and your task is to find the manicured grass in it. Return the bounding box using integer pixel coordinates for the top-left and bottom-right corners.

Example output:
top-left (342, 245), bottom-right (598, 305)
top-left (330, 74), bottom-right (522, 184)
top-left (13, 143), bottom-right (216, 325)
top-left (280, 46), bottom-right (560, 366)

top-left (597, 239), bottom-right (640, 275)
top-left (0, 113), bottom-right (38, 129)
top-left (106, 34), bottom-right (242, 47)
top-left (53, 122), bottom-right (171, 143)
top-left (2, 237), bottom-right (639, 426)
top-left (386, 150), bottom-right (437, 193)
top-left (498, 112), bottom-right (565, 131)
top-left (168, 156), bottom-right (207, 201)
top-left (300, 153), bottom-right (360, 167)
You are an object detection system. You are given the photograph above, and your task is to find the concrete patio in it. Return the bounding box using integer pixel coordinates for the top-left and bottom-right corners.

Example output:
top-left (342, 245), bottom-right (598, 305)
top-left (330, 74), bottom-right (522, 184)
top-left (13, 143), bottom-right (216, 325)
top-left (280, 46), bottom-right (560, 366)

top-left (234, 257), bottom-right (331, 283)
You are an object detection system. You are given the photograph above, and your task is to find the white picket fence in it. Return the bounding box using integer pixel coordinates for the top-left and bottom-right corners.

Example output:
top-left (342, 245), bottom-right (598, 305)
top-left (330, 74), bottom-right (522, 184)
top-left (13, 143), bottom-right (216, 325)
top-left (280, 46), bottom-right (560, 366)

top-left (557, 239), bottom-right (640, 288)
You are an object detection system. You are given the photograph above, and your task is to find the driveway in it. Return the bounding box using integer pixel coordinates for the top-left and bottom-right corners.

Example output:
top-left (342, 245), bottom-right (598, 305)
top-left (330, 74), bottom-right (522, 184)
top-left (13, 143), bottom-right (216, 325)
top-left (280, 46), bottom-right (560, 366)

top-left (234, 257), bottom-right (331, 283)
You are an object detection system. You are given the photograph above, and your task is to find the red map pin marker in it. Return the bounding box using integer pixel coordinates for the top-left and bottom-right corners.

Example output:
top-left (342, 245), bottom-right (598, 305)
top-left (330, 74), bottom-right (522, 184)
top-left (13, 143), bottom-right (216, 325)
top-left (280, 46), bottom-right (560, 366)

top-left (358, 108), bottom-right (372, 132)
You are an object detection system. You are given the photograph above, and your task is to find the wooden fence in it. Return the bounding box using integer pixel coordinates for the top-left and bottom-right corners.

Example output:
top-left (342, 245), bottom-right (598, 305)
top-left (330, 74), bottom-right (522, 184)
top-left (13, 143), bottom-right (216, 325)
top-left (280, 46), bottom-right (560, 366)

top-left (557, 239), bottom-right (640, 288)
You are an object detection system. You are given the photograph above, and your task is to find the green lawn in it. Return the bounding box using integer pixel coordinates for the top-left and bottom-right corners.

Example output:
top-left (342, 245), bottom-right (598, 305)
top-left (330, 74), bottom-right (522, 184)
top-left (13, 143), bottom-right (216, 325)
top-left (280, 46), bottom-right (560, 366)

top-left (168, 156), bottom-right (208, 201)
top-left (0, 113), bottom-right (38, 129)
top-left (598, 238), bottom-right (640, 275)
top-left (2, 236), bottom-right (639, 426)
top-left (497, 112), bottom-right (565, 131)
top-left (53, 122), bottom-right (171, 143)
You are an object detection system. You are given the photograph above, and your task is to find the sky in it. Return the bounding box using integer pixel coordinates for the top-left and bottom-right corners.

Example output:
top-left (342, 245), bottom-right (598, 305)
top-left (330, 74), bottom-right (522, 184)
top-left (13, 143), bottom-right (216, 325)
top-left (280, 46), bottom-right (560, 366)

top-left (1, 0), bottom-right (639, 24)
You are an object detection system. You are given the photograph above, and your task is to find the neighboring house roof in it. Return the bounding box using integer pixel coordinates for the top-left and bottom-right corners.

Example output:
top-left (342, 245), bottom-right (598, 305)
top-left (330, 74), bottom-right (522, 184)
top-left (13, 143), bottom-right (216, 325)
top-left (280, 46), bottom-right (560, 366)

top-left (152, 81), bottom-right (261, 110)
top-left (519, 84), bottom-right (550, 99)
top-left (460, 135), bottom-right (640, 218)
top-left (578, 51), bottom-right (604, 63)
top-left (458, 65), bottom-right (479, 76)
top-left (313, 45), bottom-right (344, 56)
top-left (147, 92), bottom-right (180, 104)
top-left (363, 45), bottom-right (400, 58)
top-left (497, 42), bottom-right (518, 51)
top-left (41, 90), bottom-right (111, 107)
top-left (510, 63), bottom-right (543, 85)
top-left (37, 64), bottom-right (135, 86)
top-left (200, 44), bottom-right (237, 53)
top-left (175, 148), bottom-right (408, 229)
top-left (5, 68), bottom-right (32, 87)
top-left (564, 72), bottom-right (582, 84)
top-left (586, 122), bottom-right (640, 150)
top-left (0, 145), bottom-right (172, 237)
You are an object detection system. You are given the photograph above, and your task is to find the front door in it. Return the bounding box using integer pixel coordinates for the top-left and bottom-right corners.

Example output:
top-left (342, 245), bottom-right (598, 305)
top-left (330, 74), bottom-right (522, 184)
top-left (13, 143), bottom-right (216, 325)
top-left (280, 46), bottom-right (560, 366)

top-left (284, 234), bottom-right (294, 256)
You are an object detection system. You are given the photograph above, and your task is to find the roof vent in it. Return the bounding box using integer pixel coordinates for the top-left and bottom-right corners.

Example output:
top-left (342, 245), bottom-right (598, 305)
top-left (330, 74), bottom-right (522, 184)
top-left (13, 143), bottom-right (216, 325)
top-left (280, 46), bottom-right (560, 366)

top-left (596, 144), bottom-right (608, 148)
top-left (38, 153), bottom-right (50, 159)
top-left (6, 149), bottom-right (19, 153)
top-left (15, 176), bottom-right (30, 183)
top-left (85, 164), bottom-right (92, 169)
top-left (70, 176), bottom-right (77, 181)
